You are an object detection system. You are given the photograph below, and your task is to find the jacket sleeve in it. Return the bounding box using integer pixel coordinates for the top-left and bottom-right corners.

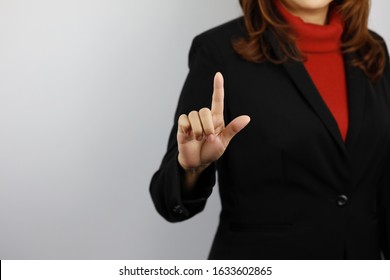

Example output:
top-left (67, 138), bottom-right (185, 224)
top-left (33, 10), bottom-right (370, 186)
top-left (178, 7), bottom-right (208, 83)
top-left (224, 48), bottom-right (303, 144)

top-left (149, 33), bottom-right (225, 222)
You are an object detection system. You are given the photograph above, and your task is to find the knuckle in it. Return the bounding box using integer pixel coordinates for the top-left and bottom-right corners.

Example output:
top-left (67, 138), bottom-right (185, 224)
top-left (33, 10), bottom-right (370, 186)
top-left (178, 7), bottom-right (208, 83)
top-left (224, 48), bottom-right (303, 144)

top-left (178, 114), bottom-right (187, 122)
top-left (188, 110), bottom-right (199, 118)
top-left (178, 120), bottom-right (189, 130)
top-left (199, 107), bottom-right (211, 116)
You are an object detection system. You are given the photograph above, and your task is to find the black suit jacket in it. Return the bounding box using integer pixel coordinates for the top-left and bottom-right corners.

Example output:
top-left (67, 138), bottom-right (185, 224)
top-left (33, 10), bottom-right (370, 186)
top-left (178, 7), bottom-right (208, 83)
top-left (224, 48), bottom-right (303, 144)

top-left (150, 17), bottom-right (390, 259)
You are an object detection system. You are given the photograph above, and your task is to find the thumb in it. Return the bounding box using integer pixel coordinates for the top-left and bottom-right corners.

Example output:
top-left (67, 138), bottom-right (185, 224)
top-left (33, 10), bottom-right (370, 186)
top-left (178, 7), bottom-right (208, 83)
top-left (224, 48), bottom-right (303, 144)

top-left (220, 115), bottom-right (251, 147)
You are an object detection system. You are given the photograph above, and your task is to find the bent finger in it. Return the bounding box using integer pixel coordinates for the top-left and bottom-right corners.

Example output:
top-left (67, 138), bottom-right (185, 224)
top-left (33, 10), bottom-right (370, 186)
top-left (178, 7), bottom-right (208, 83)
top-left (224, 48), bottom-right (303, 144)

top-left (178, 114), bottom-right (191, 135)
top-left (199, 108), bottom-right (215, 136)
top-left (188, 111), bottom-right (204, 141)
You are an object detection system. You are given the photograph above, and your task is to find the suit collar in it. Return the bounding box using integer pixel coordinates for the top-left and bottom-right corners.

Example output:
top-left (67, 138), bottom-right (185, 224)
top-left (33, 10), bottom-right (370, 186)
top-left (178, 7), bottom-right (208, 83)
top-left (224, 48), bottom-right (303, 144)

top-left (265, 30), bottom-right (367, 157)
top-left (343, 53), bottom-right (367, 152)
top-left (282, 60), bottom-right (348, 156)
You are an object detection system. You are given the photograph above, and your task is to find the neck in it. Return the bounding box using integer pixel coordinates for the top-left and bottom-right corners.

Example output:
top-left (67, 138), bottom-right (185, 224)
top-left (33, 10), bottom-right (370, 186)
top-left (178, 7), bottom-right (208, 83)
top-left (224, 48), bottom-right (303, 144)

top-left (279, 1), bottom-right (330, 25)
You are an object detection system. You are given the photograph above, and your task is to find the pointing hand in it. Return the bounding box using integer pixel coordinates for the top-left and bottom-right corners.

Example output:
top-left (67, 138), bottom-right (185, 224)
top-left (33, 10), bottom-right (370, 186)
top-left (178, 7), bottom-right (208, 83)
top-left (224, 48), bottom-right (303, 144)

top-left (177, 72), bottom-right (251, 173)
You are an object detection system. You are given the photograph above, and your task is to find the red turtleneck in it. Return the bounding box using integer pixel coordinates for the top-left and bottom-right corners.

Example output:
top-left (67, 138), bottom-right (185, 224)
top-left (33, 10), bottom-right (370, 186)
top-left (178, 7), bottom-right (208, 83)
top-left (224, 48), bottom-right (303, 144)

top-left (275, 0), bottom-right (349, 142)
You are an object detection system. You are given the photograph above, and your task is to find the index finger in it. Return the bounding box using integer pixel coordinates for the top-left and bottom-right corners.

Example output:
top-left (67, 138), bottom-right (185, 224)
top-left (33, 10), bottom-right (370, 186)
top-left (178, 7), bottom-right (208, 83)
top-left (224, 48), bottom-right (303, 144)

top-left (211, 72), bottom-right (224, 116)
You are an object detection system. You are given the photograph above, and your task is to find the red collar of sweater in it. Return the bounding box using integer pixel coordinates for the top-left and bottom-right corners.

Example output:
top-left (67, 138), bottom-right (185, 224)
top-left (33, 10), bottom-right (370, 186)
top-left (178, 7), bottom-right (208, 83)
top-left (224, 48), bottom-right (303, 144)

top-left (275, 0), bottom-right (344, 53)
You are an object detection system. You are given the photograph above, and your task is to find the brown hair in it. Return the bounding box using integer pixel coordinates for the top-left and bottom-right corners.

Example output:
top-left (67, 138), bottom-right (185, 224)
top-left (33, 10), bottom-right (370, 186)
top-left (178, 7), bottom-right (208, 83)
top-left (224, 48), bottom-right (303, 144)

top-left (234, 0), bottom-right (386, 81)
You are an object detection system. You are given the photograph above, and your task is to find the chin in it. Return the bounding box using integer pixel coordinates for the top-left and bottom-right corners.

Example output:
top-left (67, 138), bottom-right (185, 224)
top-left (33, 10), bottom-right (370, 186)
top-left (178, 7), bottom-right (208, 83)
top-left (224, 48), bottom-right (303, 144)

top-left (284, 0), bottom-right (334, 10)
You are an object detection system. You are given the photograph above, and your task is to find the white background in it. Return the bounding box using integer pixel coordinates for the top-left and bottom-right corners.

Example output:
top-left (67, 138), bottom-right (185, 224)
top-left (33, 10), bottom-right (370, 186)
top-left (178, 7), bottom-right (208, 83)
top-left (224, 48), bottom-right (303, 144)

top-left (0, 0), bottom-right (389, 259)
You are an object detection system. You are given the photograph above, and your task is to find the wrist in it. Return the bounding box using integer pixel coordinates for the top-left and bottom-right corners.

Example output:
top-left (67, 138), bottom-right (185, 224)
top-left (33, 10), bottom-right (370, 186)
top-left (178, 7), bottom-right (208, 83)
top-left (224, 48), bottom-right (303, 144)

top-left (178, 156), bottom-right (210, 190)
top-left (177, 154), bottom-right (210, 175)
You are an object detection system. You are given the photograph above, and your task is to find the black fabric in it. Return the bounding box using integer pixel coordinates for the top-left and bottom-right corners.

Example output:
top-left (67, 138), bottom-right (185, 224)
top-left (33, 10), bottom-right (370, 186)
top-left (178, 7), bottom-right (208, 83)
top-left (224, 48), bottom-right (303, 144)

top-left (149, 17), bottom-right (390, 260)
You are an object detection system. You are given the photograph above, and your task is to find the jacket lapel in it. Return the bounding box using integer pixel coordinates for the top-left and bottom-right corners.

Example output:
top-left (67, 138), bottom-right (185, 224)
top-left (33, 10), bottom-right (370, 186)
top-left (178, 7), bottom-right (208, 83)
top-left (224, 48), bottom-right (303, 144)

top-left (281, 54), bottom-right (367, 156)
top-left (266, 30), bottom-right (366, 157)
top-left (343, 53), bottom-right (367, 153)
top-left (282, 60), bottom-right (348, 157)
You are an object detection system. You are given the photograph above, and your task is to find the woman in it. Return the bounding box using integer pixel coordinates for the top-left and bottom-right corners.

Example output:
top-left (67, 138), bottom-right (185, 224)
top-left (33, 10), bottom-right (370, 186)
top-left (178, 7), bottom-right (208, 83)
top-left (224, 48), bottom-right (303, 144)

top-left (150, 0), bottom-right (390, 259)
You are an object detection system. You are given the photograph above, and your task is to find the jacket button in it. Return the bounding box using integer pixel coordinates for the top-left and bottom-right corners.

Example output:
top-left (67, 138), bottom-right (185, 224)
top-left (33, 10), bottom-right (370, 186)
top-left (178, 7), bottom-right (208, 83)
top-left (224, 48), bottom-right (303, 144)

top-left (173, 205), bottom-right (184, 214)
top-left (336, 195), bottom-right (348, 207)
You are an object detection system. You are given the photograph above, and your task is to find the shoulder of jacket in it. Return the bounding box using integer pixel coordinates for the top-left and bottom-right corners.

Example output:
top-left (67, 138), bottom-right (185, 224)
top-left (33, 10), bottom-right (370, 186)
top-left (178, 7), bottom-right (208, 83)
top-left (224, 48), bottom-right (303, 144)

top-left (191, 17), bottom-right (245, 50)
top-left (369, 29), bottom-right (390, 62)
top-left (369, 29), bottom-right (386, 43)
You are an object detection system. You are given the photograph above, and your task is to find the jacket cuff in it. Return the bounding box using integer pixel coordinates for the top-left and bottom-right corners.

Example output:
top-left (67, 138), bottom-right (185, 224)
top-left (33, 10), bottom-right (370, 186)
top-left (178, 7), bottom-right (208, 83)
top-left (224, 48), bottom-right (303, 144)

top-left (171, 157), bottom-right (216, 219)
